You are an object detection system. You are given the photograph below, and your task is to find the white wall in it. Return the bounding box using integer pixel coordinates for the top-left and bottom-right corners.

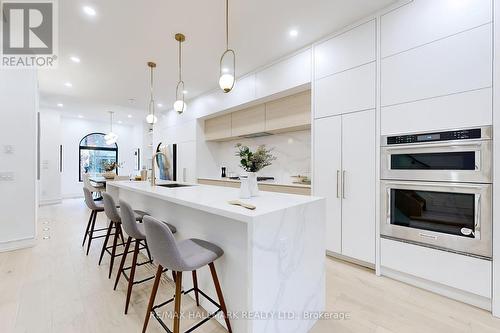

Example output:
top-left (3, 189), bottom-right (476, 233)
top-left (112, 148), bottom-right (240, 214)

top-left (39, 109), bottom-right (62, 204)
top-left (0, 69), bottom-right (38, 252)
top-left (60, 117), bottom-right (143, 198)
top-left (199, 130), bottom-right (311, 184)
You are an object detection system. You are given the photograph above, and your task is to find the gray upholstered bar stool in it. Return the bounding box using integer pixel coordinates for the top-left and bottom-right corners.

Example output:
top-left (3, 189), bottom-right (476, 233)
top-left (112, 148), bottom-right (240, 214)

top-left (82, 187), bottom-right (109, 255)
top-left (99, 193), bottom-right (147, 279)
top-left (114, 199), bottom-right (177, 314)
top-left (142, 215), bottom-right (232, 333)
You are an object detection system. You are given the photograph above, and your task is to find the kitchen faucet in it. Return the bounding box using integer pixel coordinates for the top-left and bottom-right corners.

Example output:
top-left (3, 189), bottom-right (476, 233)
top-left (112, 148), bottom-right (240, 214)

top-left (151, 151), bottom-right (167, 186)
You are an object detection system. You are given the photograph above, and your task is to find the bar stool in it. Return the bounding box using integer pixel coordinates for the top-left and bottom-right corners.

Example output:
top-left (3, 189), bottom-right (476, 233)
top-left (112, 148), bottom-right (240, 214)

top-left (99, 193), bottom-right (148, 279)
top-left (83, 173), bottom-right (105, 200)
top-left (82, 187), bottom-right (109, 255)
top-left (142, 215), bottom-right (232, 333)
top-left (114, 199), bottom-right (177, 314)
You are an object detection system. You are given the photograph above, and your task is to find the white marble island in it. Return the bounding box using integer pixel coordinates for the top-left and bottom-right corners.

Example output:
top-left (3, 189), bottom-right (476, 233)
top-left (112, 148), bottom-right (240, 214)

top-left (107, 181), bottom-right (325, 333)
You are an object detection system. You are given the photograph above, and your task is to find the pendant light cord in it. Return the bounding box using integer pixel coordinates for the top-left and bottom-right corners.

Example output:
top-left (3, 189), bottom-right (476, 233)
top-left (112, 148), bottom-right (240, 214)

top-left (178, 39), bottom-right (182, 82)
top-left (225, 0), bottom-right (229, 50)
top-left (149, 65), bottom-right (155, 119)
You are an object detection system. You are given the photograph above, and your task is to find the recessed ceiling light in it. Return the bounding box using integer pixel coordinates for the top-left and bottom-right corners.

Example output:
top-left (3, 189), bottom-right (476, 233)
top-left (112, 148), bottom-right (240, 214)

top-left (70, 56), bottom-right (81, 63)
top-left (64, 82), bottom-right (72, 87)
top-left (83, 6), bottom-right (96, 16)
top-left (157, 103), bottom-right (163, 107)
top-left (289, 29), bottom-right (298, 37)
top-left (127, 114), bottom-right (132, 118)
top-left (57, 103), bottom-right (63, 107)
top-left (182, 90), bottom-right (188, 94)
top-left (78, 115), bottom-right (84, 118)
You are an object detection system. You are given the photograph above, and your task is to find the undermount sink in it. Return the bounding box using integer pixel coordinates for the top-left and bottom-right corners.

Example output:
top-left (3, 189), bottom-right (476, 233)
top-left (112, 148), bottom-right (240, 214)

top-left (156, 183), bottom-right (193, 188)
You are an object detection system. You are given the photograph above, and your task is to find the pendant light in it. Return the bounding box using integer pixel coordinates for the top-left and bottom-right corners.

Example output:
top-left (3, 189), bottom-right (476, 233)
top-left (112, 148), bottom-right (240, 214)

top-left (173, 33), bottom-right (187, 114)
top-left (104, 111), bottom-right (118, 145)
top-left (219, 0), bottom-right (235, 93)
top-left (146, 61), bottom-right (158, 124)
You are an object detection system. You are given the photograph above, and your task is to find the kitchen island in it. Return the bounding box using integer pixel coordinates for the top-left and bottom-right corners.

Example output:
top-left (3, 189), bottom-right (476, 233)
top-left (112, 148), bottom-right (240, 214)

top-left (106, 181), bottom-right (325, 333)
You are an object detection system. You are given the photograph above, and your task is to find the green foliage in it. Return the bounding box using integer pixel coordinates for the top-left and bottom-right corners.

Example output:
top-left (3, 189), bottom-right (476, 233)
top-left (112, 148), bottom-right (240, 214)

top-left (235, 143), bottom-right (276, 172)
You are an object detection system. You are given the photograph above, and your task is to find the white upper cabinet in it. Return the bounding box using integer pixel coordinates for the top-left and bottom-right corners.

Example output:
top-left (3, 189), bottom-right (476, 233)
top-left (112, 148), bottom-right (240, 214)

top-left (217, 74), bottom-right (257, 111)
top-left (381, 0), bottom-right (492, 57)
top-left (381, 23), bottom-right (492, 106)
top-left (314, 20), bottom-right (376, 80)
top-left (315, 62), bottom-right (376, 118)
top-left (381, 88), bottom-right (493, 135)
top-left (255, 49), bottom-right (311, 99)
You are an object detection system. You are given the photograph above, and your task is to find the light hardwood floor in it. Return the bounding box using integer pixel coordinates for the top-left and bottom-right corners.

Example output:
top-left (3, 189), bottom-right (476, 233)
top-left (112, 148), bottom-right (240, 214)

top-left (1, 198), bottom-right (500, 333)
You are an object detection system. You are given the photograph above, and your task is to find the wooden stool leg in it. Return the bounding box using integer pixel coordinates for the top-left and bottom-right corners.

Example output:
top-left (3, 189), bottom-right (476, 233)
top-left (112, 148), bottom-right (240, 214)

top-left (114, 236), bottom-right (132, 290)
top-left (209, 263), bottom-right (232, 333)
top-left (173, 271), bottom-right (183, 333)
top-left (192, 270), bottom-right (200, 306)
top-left (98, 221), bottom-right (114, 265)
top-left (142, 265), bottom-right (163, 333)
top-left (86, 211), bottom-right (98, 255)
top-left (82, 211), bottom-right (94, 247)
top-left (143, 239), bottom-right (153, 262)
top-left (125, 239), bottom-right (140, 314)
top-left (172, 271), bottom-right (177, 283)
top-left (108, 223), bottom-right (120, 279)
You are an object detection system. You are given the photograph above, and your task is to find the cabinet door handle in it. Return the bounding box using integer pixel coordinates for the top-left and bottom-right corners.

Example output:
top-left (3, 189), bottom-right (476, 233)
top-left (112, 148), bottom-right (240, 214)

top-left (342, 170), bottom-right (346, 199)
top-left (336, 170), bottom-right (340, 198)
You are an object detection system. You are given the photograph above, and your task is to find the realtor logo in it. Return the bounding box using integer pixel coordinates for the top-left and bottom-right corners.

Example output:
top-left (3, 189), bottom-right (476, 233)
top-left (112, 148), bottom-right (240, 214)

top-left (1, 0), bottom-right (58, 67)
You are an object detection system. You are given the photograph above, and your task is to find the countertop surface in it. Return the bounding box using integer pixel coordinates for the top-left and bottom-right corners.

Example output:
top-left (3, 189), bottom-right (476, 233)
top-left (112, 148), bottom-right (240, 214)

top-left (107, 180), bottom-right (322, 223)
top-left (198, 177), bottom-right (312, 188)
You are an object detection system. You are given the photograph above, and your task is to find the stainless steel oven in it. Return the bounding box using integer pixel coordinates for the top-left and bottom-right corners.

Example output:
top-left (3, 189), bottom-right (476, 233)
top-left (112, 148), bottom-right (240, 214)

top-left (381, 126), bottom-right (492, 183)
top-left (381, 180), bottom-right (492, 258)
top-left (380, 127), bottom-right (493, 258)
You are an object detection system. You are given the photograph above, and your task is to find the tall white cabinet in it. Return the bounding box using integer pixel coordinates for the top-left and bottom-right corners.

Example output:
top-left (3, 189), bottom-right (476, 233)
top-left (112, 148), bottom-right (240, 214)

top-left (313, 19), bottom-right (376, 265)
top-left (314, 111), bottom-right (375, 264)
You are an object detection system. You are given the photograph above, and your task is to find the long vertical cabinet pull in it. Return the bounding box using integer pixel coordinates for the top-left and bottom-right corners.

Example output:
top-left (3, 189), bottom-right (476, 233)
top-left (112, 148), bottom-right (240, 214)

top-left (342, 170), bottom-right (346, 198)
top-left (336, 170), bottom-right (340, 198)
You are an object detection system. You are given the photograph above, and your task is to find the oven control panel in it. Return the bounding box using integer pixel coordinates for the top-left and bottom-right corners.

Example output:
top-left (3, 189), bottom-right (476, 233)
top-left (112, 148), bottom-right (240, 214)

top-left (387, 128), bottom-right (482, 145)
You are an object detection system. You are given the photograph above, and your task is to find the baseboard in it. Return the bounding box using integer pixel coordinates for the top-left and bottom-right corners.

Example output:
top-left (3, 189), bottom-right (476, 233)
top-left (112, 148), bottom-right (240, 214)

top-left (39, 199), bottom-right (62, 206)
top-left (381, 267), bottom-right (492, 311)
top-left (326, 251), bottom-right (376, 270)
top-left (0, 237), bottom-right (36, 253)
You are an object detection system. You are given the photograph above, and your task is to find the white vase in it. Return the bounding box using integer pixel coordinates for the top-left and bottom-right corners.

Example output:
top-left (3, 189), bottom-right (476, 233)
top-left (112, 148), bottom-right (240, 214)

top-left (247, 172), bottom-right (259, 197)
top-left (239, 177), bottom-right (251, 199)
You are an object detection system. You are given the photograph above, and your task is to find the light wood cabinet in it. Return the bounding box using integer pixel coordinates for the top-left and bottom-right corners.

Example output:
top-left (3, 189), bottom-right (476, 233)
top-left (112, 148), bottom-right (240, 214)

top-left (204, 113), bottom-right (231, 141)
top-left (204, 90), bottom-right (311, 141)
top-left (231, 105), bottom-right (266, 137)
top-left (265, 90), bottom-right (311, 132)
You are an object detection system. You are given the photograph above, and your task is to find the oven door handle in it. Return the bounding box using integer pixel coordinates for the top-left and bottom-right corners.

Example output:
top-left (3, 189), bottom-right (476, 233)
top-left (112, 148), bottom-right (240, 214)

top-left (475, 194), bottom-right (481, 239)
top-left (386, 188), bottom-right (391, 224)
top-left (383, 141), bottom-right (483, 150)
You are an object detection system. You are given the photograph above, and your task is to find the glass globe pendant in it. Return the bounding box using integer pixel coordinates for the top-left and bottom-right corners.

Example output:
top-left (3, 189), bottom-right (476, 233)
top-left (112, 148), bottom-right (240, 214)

top-left (146, 61), bottom-right (158, 124)
top-left (173, 33), bottom-right (187, 114)
top-left (219, 0), bottom-right (235, 93)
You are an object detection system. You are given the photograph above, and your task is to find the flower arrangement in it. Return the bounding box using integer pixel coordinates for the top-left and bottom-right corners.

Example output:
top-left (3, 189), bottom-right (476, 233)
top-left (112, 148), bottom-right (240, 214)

top-left (235, 143), bottom-right (276, 173)
top-left (103, 161), bottom-right (123, 172)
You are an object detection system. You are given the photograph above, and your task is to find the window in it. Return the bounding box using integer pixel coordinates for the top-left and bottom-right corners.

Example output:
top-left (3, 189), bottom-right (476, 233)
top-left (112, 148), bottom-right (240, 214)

top-left (79, 133), bottom-right (118, 181)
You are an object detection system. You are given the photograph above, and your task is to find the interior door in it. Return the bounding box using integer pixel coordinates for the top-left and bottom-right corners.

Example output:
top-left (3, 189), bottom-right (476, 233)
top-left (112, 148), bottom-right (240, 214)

top-left (341, 110), bottom-right (376, 263)
top-left (313, 115), bottom-right (342, 253)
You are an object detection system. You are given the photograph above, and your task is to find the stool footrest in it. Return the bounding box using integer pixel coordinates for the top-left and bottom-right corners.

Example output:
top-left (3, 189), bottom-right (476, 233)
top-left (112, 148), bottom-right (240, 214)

top-left (151, 287), bottom-right (222, 333)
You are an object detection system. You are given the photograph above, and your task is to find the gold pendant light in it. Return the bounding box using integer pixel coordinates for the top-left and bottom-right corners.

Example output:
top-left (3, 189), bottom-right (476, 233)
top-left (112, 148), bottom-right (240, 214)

top-left (173, 33), bottom-right (187, 114)
top-left (219, 0), bottom-right (235, 93)
top-left (146, 61), bottom-right (158, 124)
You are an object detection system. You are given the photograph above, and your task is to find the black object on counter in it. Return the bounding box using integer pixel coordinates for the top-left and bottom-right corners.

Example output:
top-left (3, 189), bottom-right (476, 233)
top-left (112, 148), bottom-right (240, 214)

top-left (221, 167), bottom-right (226, 178)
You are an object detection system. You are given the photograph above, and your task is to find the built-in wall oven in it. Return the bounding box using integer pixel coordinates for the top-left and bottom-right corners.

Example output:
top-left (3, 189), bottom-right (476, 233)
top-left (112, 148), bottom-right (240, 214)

top-left (380, 126), bottom-right (492, 258)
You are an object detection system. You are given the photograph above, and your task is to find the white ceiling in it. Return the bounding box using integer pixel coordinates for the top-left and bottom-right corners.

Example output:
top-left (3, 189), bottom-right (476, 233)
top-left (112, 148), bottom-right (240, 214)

top-left (38, 0), bottom-right (396, 123)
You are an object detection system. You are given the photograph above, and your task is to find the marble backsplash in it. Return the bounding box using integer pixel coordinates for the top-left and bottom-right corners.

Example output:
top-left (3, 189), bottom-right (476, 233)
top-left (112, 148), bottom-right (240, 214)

top-left (211, 130), bottom-right (311, 184)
